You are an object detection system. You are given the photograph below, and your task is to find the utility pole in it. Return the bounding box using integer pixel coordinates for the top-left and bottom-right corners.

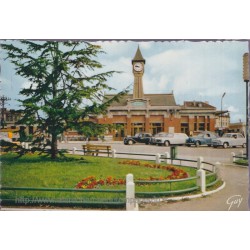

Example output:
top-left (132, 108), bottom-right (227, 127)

top-left (0, 95), bottom-right (11, 129)
top-left (243, 53), bottom-right (249, 159)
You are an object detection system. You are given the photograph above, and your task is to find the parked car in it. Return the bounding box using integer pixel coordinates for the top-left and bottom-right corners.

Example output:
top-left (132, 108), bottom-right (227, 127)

top-left (123, 133), bottom-right (152, 145)
top-left (212, 133), bottom-right (246, 148)
top-left (153, 133), bottom-right (188, 147)
top-left (0, 136), bottom-right (12, 142)
top-left (150, 132), bottom-right (168, 145)
top-left (186, 131), bottom-right (218, 147)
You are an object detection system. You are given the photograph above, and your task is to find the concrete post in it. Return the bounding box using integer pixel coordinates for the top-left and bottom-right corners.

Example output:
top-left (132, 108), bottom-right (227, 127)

top-left (196, 169), bottom-right (206, 193)
top-left (231, 152), bottom-right (236, 163)
top-left (196, 157), bottom-right (206, 193)
top-left (73, 147), bottom-right (77, 154)
top-left (155, 153), bottom-right (161, 164)
top-left (214, 162), bottom-right (221, 173)
top-left (112, 149), bottom-right (116, 158)
top-left (25, 142), bottom-right (29, 149)
top-left (126, 174), bottom-right (138, 211)
top-left (164, 152), bottom-right (171, 164)
top-left (21, 142), bottom-right (25, 148)
top-left (197, 156), bottom-right (204, 169)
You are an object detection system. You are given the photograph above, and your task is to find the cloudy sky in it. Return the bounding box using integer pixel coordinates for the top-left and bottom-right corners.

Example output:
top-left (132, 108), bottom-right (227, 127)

top-left (0, 40), bottom-right (248, 122)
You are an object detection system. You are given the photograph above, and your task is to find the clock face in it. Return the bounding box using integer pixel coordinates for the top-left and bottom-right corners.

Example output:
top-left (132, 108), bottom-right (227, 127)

top-left (134, 62), bottom-right (143, 72)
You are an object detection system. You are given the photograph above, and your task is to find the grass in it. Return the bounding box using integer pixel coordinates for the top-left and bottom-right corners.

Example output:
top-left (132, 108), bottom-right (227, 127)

top-left (235, 159), bottom-right (248, 166)
top-left (0, 153), bottom-right (219, 207)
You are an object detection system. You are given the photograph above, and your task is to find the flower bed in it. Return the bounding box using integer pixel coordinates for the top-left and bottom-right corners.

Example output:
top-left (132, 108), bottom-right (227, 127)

top-left (76, 160), bottom-right (189, 189)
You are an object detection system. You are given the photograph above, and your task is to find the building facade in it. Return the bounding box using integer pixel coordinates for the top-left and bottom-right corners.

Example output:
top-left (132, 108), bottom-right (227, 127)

top-left (228, 122), bottom-right (246, 136)
top-left (97, 47), bottom-right (221, 139)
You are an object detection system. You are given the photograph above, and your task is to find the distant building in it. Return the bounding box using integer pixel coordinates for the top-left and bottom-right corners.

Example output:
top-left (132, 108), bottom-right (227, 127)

top-left (0, 109), bottom-right (34, 139)
top-left (97, 46), bottom-right (223, 140)
top-left (1, 108), bottom-right (22, 130)
top-left (215, 112), bottom-right (230, 130)
top-left (228, 121), bottom-right (246, 136)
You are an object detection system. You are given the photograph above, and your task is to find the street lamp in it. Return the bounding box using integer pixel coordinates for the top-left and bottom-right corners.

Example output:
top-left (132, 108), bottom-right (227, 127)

top-left (0, 95), bottom-right (11, 129)
top-left (220, 92), bottom-right (226, 131)
top-left (243, 53), bottom-right (249, 158)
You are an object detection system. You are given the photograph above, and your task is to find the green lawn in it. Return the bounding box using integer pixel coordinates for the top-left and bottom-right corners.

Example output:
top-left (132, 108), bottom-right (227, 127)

top-left (235, 159), bottom-right (248, 166)
top-left (0, 153), bottom-right (217, 207)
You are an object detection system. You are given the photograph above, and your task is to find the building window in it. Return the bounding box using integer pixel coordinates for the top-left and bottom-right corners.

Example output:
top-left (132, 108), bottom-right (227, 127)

top-left (199, 123), bottom-right (205, 131)
top-left (6, 114), bottom-right (13, 122)
top-left (150, 123), bottom-right (163, 135)
top-left (131, 123), bottom-right (145, 136)
top-left (181, 123), bottom-right (189, 134)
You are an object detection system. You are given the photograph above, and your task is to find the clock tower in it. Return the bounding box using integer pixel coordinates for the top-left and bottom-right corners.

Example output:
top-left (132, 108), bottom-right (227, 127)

top-left (132, 46), bottom-right (146, 99)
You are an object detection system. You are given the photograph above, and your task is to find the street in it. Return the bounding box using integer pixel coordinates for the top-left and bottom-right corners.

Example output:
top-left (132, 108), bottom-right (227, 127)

top-left (59, 141), bottom-right (246, 164)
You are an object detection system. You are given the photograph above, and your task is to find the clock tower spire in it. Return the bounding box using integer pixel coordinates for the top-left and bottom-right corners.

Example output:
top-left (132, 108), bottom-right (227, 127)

top-left (132, 46), bottom-right (145, 99)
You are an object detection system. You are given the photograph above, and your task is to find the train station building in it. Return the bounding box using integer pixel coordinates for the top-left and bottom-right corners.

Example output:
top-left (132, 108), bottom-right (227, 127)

top-left (96, 46), bottom-right (221, 139)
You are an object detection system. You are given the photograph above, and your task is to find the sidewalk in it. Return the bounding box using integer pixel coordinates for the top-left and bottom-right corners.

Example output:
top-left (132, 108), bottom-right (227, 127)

top-left (140, 163), bottom-right (249, 211)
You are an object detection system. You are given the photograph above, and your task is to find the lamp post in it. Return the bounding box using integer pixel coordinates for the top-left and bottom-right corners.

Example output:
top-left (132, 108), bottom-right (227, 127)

top-left (243, 53), bottom-right (249, 158)
top-left (0, 95), bottom-right (11, 129)
top-left (220, 92), bottom-right (226, 133)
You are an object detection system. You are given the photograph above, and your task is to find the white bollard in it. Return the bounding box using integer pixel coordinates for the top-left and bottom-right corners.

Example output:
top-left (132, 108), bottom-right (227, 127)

top-left (21, 142), bottom-right (25, 148)
top-left (196, 157), bottom-right (205, 193)
top-left (164, 152), bottom-right (171, 164)
top-left (112, 149), bottom-right (116, 158)
top-left (126, 174), bottom-right (138, 211)
top-left (155, 153), bottom-right (161, 164)
top-left (214, 162), bottom-right (221, 173)
top-left (196, 168), bottom-right (206, 193)
top-left (73, 147), bottom-right (77, 154)
top-left (197, 157), bottom-right (204, 169)
top-left (25, 142), bottom-right (29, 149)
top-left (231, 152), bottom-right (236, 163)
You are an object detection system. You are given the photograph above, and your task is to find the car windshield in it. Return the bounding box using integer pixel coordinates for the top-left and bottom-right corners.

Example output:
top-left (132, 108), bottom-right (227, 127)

top-left (155, 133), bottom-right (167, 137)
top-left (197, 133), bottom-right (205, 138)
top-left (222, 134), bottom-right (232, 138)
top-left (165, 134), bottom-right (174, 138)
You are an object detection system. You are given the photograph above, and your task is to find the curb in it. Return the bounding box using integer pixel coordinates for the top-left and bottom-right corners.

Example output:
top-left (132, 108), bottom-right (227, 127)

top-left (61, 141), bottom-right (123, 144)
top-left (222, 163), bottom-right (248, 168)
top-left (137, 181), bottom-right (226, 204)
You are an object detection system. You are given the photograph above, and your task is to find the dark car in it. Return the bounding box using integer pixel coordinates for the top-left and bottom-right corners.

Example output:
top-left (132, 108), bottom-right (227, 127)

top-left (124, 133), bottom-right (152, 145)
top-left (186, 131), bottom-right (218, 147)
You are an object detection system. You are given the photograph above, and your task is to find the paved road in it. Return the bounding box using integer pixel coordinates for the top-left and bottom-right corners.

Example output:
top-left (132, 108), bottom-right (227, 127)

top-left (58, 141), bottom-right (249, 211)
top-left (59, 141), bottom-right (246, 164)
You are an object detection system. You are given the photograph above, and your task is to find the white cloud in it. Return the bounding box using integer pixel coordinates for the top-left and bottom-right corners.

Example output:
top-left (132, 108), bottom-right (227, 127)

top-left (139, 42), bottom-right (153, 50)
top-left (227, 105), bottom-right (239, 113)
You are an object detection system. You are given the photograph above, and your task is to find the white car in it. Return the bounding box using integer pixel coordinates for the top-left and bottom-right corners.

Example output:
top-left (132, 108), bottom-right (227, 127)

top-left (0, 135), bottom-right (12, 142)
top-left (212, 133), bottom-right (246, 148)
top-left (153, 133), bottom-right (188, 147)
top-left (150, 132), bottom-right (167, 145)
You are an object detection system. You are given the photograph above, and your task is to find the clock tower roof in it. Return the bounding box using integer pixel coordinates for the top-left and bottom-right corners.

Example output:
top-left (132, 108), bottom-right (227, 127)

top-left (132, 46), bottom-right (145, 64)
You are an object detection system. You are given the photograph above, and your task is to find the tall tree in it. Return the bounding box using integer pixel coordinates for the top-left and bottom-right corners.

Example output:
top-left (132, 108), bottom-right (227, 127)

top-left (1, 41), bottom-right (127, 159)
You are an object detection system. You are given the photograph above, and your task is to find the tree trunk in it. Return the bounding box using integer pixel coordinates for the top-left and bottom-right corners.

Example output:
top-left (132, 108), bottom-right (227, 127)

top-left (51, 133), bottom-right (58, 159)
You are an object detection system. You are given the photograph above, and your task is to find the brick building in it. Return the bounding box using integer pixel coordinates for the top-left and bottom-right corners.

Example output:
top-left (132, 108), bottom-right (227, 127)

top-left (97, 46), bottom-right (221, 139)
